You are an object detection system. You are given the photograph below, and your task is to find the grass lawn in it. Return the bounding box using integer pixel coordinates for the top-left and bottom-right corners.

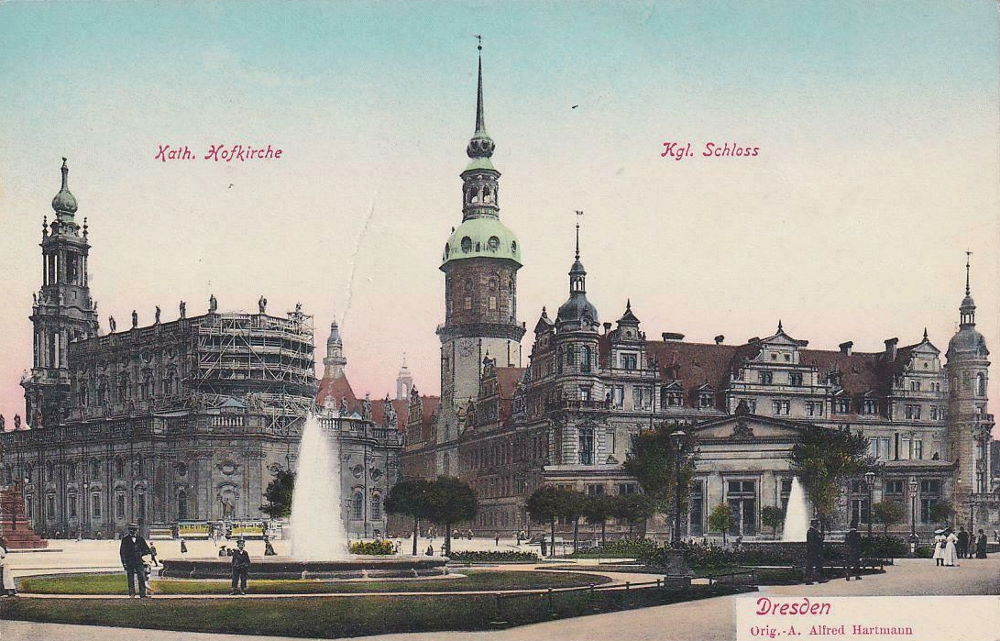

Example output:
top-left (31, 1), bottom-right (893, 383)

top-left (0, 584), bottom-right (751, 638)
top-left (19, 570), bottom-right (612, 595)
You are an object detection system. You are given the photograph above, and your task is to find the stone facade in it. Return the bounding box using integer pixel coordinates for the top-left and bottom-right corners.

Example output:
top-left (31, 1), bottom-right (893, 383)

top-left (401, 53), bottom-right (999, 540)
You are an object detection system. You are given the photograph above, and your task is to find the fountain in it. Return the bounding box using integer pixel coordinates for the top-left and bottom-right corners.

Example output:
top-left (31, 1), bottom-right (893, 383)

top-left (781, 476), bottom-right (810, 542)
top-left (289, 414), bottom-right (349, 560)
top-left (161, 413), bottom-right (447, 580)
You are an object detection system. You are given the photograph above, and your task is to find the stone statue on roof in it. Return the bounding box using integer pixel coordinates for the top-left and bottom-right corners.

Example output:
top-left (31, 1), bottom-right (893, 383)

top-left (154, 305), bottom-right (161, 324)
top-left (360, 394), bottom-right (372, 421)
top-left (109, 315), bottom-right (116, 332)
top-left (209, 294), bottom-right (218, 313)
top-left (383, 395), bottom-right (397, 427)
top-left (179, 300), bottom-right (186, 319)
top-left (258, 296), bottom-right (267, 314)
top-left (340, 397), bottom-right (349, 414)
top-left (131, 310), bottom-right (138, 328)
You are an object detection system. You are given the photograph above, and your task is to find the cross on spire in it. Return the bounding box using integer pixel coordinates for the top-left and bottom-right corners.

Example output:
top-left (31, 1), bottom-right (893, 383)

top-left (575, 210), bottom-right (583, 260)
top-left (966, 250), bottom-right (972, 296)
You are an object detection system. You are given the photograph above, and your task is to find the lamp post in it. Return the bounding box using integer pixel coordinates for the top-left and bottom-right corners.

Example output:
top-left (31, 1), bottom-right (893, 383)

top-left (907, 476), bottom-right (919, 556)
top-left (670, 430), bottom-right (686, 549)
top-left (864, 470), bottom-right (876, 538)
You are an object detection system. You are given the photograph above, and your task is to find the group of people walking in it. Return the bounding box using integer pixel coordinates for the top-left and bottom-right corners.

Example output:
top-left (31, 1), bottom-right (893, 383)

top-left (933, 526), bottom-right (989, 566)
top-left (0, 537), bottom-right (18, 597)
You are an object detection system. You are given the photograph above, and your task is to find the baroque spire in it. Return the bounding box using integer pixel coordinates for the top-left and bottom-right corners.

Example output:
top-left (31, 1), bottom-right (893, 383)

top-left (51, 156), bottom-right (79, 220)
top-left (466, 37), bottom-right (495, 160)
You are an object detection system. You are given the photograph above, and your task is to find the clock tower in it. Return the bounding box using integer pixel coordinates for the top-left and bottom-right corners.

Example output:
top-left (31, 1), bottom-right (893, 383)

top-left (435, 45), bottom-right (524, 464)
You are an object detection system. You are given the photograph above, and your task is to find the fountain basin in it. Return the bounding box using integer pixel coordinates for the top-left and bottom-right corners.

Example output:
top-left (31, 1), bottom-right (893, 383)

top-left (160, 555), bottom-right (449, 580)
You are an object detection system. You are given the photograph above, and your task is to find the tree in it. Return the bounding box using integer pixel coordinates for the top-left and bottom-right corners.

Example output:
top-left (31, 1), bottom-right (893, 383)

top-left (790, 425), bottom-right (869, 528)
top-left (561, 489), bottom-right (588, 552)
top-left (927, 500), bottom-right (954, 526)
top-left (623, 425), bottom-right (697, 515)
top-left (708, 503), bottom-right (734, 544)
top-left (260, 469), bottom-right (295, 519)
top-left (385, 478), bottom-right (435, 556)
top-left (761, 506), bottom-right (784, 539)
top-left (526, 486), bottom-right (564, 557)
top-left (871, 501), bottom-right (906, 535)
top-left (611, 493), bottom-right (655, 537)
top-left (425, 476), bottom-right (478, 557)
top-left (583, 494), bottom-right (614, 546)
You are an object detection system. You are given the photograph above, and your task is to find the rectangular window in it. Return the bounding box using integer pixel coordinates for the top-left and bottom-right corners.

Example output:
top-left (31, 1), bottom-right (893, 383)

top-left (920, 498), bottom-right (937, 524)
top-left (772, 400), bottom-right (790, 416)
top-left (920, 479), bottom-right (941, 495)
top-left (699, 393), bottom-right (713, 409)
top-left (633, 386), bottom-right (652, 411)
top-left (789, 372), bottom-right (803, 386)
top-left (579, 386), bottom-right (591, 402)
top-left (806, 401), bottom-right (823, 417)
top-left (758, 371), bottom-right (773, 385)
top-left (862, 400), bottom-right (878, 415)
top-left (464, 297), bottom-right (472, 310)
top-left (68, 495), bottom-right (78, 518)
top-left (488, 296), bottom-right (497, 310)
top-left (586, 484), bottom-right (605, 496)
top-left (612, 386), bottom-right (625, 409)
top-left (621, 353), bottom-right (638, 371)
top-left (47, 495), bottom-right (56, 519)
top-left (910, 381), bottom-right (921, 391)
top-left (578, 428), bottom-right (594, 465)
top-left (689, 480), bottom-right (704, 536)
top-left (116, 493), bottom-right (125, 519)
top-left (884, 480), bottom-right (904, 496)
top-left (92, 493), bottom-right (101, 518)
top-left (617, 483), bottom-right (637, 495)
top-left (913, 440), bottom-right (923, 460)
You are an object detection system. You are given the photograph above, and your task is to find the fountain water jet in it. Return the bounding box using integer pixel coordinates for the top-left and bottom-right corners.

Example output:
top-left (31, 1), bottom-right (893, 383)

top-left (782, 476), bottom-right (810, 542)
top-left (290, 414), bottom-right (349, 560)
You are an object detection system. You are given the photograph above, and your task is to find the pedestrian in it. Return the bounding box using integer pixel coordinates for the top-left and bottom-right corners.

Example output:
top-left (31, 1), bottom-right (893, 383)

top-left (425, 544), bottom-right (434, 556)
top-left (0, 537), bottom-right (18, 597)
top-left (495, 532), bottom-right (500, 547)
top-left (264, 539), bottom-right (277, 556)
top-left (975, 529), bottom-right (988, 559)
top-left (119, 523), bottom-right (152, 598)
top-left (932, 530), bottom-right (946, 566)
top-left (229, 539), bottom-right (250, 595)
top-left (180, 538), bottom-right (188, 554)
top-left (540, 537), bottom-right (548, 557)
top-left (149, 543), bottom-right (159, 566)
top-left (804, 518), bottom-right (826, 584)
top-left (844, 522), bottom-right (862, 581)
top-left (957, 526), bottom-right (969, 559)
top-left (944, 528), bottom-right (959, 567)
top-left (143, 562), bottom-right (155, 595)
top-left (219, 545), bottom-right (228, 557)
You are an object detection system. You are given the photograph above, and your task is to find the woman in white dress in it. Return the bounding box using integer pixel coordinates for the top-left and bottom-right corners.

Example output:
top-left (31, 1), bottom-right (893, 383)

top-left (944, 529), bottom-right (960, 567)
top-left (932, 530), bottom-right (946, 566)
top-left (0, 537), bottom-right (17, 597)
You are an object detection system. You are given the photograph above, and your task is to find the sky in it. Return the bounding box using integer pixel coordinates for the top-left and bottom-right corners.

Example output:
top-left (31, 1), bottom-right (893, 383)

top-left (0, 1), bottom-right (998, 434)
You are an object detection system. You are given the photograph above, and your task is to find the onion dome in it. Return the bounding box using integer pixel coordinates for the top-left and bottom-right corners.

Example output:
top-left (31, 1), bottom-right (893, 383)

top-left (947, 254), bottom-right (989, 358)
top-left (442, 216), bottom-right (521, 267)
top-left (556, 220), bottom-right (599, 328)
top-left (51, 157), bottom-right (78, 217)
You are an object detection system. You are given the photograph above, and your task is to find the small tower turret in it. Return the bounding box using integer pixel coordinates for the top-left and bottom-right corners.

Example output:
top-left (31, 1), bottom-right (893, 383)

top-left (323, 320), bottom-right (347, 380)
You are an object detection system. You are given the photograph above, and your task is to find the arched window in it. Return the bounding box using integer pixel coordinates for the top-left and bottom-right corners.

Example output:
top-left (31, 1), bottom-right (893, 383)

top-left (115, 492), bottom-right (126, 519)
top-left (443, 452), bottom-right (451, 476)
top-left (581, 346), bottom-right (592, 373)
top-left (117, 373), bottom-right (129, 403)
top-left (371, 494), bottom-right (382, 521)
top-left (115, 457), bottom-right (125, 478)
top-left (142, 370), bottom-right (154, 400)
top-left (90, 459), bottom-right (100, 479)
top-left (352, 492), bottom-right (364, 520)
top-left (177, 490), bottom-right (188, 520)
top-left (977, 373), bottom-right (986, 397)
top-left (566, 345), bottom-right (575, 366)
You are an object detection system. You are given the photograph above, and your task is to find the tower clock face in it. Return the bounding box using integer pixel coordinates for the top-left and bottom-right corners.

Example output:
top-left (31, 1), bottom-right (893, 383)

top-left (460, 343), bottom-right (475, 357)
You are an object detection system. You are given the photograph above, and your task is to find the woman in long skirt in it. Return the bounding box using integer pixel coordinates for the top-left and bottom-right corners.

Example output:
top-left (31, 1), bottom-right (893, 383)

top-left (944, 529), bottom-right (959, 567)
top-left (0, 537), bottom-right (17, 597)
top-left (932, 531), bottom-right (946, 566)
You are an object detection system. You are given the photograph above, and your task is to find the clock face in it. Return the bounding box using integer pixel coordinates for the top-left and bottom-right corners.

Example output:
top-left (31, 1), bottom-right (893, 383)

top-left (459, 342), bottom-right (475, 357)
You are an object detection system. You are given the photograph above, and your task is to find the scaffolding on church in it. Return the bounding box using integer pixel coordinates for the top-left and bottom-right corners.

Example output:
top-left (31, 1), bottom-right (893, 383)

top-left (191, 311), bottom-right (317, 432)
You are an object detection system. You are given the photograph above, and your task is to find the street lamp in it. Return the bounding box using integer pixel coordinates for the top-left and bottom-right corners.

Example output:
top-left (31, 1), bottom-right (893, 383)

top-left (864, 470), bottom-right (876, 538)
top-left (670, 430), bottom-right (686, 549)
top-left (908, 476), bottom-right (919, 556)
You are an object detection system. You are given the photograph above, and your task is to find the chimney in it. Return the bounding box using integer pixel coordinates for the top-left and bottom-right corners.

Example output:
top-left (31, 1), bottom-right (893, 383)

top-left (839, 341), bottom-right (853, 355)
top-left (662, 332), bottom-right (685, 342)
top-left (714, 335), bottom-right (724, 345)
top-left (884, 337), bottom-right (898, 359)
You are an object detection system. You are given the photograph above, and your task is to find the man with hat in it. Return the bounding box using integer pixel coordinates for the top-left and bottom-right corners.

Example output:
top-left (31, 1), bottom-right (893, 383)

top-left (230, 539), bottom-right (251, 595)
top-left (804, 518), bottom-right (826, 584)
top-left (844, 521), bottom-right (863, 581)
top-left (119, 523), bottom-right (152, 598)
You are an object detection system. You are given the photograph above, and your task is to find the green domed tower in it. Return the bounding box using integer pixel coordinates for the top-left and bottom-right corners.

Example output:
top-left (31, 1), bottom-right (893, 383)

top-left (435, 45), bottom-right (525, 458)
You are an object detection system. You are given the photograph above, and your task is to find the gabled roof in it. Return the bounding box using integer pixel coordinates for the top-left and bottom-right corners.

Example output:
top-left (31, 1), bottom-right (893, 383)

top-left (316, 373), bottom-right (358, 408)
top-left (797, 349), bottom-right (883, 395)
top-left (495, 367), bottom-right (526, 399)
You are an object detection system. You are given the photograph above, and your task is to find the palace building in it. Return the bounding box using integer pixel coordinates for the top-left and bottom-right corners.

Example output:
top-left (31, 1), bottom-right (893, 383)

top-left (401, 51), bottom-right (999, 540)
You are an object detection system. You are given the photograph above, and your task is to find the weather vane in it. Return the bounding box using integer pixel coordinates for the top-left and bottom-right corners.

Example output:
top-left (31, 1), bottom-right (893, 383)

top-left (474, 34), bottom-right (482, 51)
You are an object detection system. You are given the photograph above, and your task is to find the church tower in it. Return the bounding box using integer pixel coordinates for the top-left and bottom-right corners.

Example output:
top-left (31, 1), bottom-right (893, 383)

top-left (435, 44), bottom-right (525, 464)
top-left (22, 158), bottom-right (99, 427)
top-left (944, 253), bottom-right (993, 529)
top-left (396, 355), bottom-right (414, 400)
top-left (322, 320), bottom-right (347, 380)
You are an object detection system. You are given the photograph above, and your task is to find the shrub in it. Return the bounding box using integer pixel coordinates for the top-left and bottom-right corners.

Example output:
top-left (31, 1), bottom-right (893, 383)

top-left (448, 550), bottom-right (539, 563)
top-left (350, 540), bottom-right (396, 555)
top-left (860, 535), bottom-right (906, 559)
top-left (571, 538), bottom-right (659, 558)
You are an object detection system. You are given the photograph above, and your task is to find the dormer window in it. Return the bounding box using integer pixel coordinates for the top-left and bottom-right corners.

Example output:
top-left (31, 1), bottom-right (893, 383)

top-left (698, 393), bottom-right (714, 409)
top-left (621, 353), bottom-right (637, 371)
top-left (832, 398), bottom-right (850, 414)
top-left (862, 399), bottom-right (878, 415)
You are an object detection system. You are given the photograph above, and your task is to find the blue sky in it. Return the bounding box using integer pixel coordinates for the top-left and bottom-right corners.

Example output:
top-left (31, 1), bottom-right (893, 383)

top-left (0, 1), bottom-right (998, 419)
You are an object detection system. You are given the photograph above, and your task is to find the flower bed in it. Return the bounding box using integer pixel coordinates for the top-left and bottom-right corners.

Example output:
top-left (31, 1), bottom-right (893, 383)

top-left (349, 540), bottom-right (396, 555)
top-left (570, 538), bottom-right (659, 558)
top-left (448, 550), bottom-right (539, 563)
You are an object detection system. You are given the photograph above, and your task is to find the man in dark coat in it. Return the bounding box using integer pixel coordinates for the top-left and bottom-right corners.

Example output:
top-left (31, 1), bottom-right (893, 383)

top-left (804, 518), bottom-right (826, 584)
top-left (957, 527), bottom-right (969, 559)
top-left (230, 539), bottom-right (251, 595)
top-left (119, 523), bottom-right (152, 598)
top-left (844, 522), bottom-right (862, 581)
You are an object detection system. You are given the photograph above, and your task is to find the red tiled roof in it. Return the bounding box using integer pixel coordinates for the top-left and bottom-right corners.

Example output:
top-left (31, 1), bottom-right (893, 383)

top-left (371, 397), bottom-right (410, 429)
top-left (316, 373), bottom-right (357, 408)
top-left (798, 349), bottom-right (885, 395)
top-left (645, 341), bottom-right (742, 390)
top-left (495, 367), bottom-right (526, 399)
